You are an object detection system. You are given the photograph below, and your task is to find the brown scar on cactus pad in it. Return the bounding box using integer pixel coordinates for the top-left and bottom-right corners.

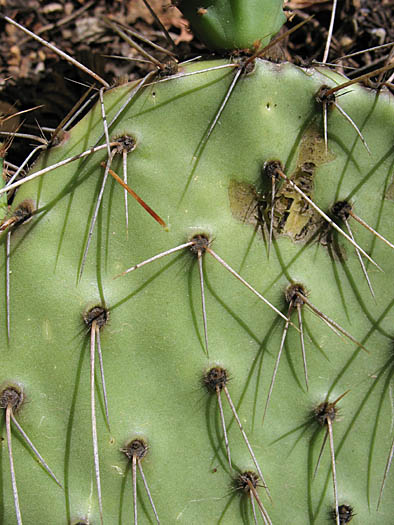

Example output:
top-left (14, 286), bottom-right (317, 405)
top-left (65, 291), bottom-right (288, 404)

top-left (269, 162), bottom-right (319, 243)
top-left (262, 158), bottom-right (321, 244)
top-left (262, 159), bottom-right (381, 271)
top-left (268, 125), bottom-right (335, 245)
top-left (228, 180), bottom-right (261, 225)
top-left (229, 123), bottom-right (335, 248)
top-left (122, 438), bottom-right (160, 524)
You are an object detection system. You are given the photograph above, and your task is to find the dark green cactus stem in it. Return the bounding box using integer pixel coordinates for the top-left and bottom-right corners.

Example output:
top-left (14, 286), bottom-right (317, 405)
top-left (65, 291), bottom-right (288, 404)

top-left (175, 0), bottom-right (286, 51)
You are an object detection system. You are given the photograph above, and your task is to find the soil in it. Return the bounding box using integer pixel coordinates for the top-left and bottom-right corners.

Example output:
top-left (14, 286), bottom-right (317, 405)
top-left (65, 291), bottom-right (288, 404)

top-left (0, 0), bottom-right (392, 169)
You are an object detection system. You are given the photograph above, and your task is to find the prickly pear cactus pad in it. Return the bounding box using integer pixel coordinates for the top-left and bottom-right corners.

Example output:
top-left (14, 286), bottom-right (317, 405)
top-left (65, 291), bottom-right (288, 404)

top-left (1, 55), bottom-right (394, 525)
top-left (175, 0), bottom-right (286, 51)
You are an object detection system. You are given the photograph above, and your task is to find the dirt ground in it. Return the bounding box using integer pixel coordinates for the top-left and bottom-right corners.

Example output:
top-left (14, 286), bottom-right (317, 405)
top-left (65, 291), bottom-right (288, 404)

top-left (0, 0), bottom-right (393, 167)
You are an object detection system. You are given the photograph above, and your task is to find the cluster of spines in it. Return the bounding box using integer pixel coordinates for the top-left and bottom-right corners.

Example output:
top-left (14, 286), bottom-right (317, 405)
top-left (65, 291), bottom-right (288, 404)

top-left (0, 385), bottom-right (62, 524)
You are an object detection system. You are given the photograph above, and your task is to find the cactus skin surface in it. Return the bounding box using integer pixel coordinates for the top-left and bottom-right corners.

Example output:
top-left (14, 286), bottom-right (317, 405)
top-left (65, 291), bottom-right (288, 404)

top-left (175, 0), bottom-right (286, 51)
top-left (1, 24), bottom-right (394, 525)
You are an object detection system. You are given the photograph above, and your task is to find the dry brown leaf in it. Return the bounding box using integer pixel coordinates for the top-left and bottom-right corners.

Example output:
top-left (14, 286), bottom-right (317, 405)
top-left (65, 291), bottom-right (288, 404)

top-left (127, 0), bottom-right (193, 44)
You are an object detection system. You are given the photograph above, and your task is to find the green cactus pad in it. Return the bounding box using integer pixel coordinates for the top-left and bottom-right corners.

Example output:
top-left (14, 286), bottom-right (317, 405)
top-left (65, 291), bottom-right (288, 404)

top-left (175, 0), bottom-right (286, 51)
top-left (1, 58), bottom-right (394, 524)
